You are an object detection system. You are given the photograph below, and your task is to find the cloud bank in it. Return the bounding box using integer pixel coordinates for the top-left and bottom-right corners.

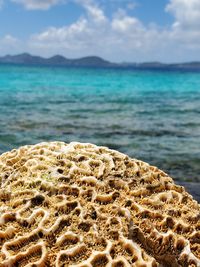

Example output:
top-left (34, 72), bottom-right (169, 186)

top-left (1, 0), bottom-right (200, 62)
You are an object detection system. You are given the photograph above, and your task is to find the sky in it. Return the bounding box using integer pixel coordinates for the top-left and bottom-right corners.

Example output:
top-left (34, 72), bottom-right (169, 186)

top-left (0, 0), bottom-right (200, 62)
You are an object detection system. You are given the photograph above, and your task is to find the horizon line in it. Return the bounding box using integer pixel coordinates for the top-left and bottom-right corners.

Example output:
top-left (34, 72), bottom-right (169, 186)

top-left (1, 52), bottom-right (200, 65)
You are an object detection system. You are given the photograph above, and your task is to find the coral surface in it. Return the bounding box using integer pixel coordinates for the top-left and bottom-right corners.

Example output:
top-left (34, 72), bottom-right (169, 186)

top-left (0, 142), bottom-right (199, 267)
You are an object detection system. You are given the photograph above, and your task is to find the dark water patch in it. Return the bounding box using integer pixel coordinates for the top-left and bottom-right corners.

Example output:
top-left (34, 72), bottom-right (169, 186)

top-left (54, 123), bottom-right (78, 130)
top-left (65, 114), bottom-right (88, 119)
top-left (16, 122), bottom-right (49, 130)
top-left (93, 129), bottom-right (190, 138)
top-left (48, 99), bottom-right (76, 104)
top-left (0, 134), bottom-right (17, 144)
top-left (178, 122), bottom-right (200, 128)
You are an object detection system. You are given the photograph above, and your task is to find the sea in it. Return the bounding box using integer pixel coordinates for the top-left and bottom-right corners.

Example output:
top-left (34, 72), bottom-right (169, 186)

top-left (0, 65), bottom-right (200, 182)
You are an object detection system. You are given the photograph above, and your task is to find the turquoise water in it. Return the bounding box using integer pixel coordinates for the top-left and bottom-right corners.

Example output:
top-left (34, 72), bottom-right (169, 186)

top-left (0, 65), bottom-right (200, 182)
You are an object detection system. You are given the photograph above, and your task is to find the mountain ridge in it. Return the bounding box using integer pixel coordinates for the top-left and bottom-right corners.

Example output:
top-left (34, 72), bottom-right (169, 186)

top-left (1, 53), bottom-right (200, 70)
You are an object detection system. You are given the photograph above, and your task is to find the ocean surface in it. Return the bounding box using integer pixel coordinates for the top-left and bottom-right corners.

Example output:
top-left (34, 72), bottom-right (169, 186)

top-left (0, 65), bottom-right (200, 182)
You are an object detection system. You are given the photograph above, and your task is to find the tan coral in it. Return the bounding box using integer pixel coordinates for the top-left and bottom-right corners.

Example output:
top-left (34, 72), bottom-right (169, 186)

top-left (0, 141), bottom-right (199, 267)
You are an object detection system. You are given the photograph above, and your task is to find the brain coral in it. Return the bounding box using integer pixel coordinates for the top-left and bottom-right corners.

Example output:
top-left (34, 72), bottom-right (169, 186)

top-left (0, 142), bottom-right (199, 267)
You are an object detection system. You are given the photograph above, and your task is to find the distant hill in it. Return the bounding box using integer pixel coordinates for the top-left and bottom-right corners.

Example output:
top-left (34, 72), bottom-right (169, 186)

top-left (0, 53), bottom-right (44, 64)
top-left (0, 53), bottom-right (113, 68)
top-left (0, 53), bottom-right (200, 70)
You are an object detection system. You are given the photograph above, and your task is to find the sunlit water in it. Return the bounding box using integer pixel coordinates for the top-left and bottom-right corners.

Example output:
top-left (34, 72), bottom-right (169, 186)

top-left (0, 65), bottom-right (200, 182)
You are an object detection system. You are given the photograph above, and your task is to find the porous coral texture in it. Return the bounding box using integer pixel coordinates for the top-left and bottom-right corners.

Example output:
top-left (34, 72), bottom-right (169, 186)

top-left (0, 142), bottom-right (199, 267)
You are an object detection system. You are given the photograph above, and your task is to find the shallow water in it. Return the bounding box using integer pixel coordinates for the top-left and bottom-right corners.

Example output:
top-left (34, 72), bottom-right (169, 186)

top-left (0, 65), bottom-right (200, 182)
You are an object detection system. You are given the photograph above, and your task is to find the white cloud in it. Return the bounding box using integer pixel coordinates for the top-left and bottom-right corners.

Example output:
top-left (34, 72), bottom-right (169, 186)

top-left (32, 18), bottom-right (91, 46)
top-left (165, 0), bottom-right (200, 53)
top-left (11, 0), bottom-right (63, 10)
top-left (75, 0), bottom-right (107, 24)
top-left (111, 9), bottom-right (143, 33)
top-left (166, 0), bottom-right (200, 29)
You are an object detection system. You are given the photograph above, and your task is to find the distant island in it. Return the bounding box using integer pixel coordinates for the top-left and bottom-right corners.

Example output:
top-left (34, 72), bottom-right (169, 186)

top-left (1, 53), bottom-right (200, 71)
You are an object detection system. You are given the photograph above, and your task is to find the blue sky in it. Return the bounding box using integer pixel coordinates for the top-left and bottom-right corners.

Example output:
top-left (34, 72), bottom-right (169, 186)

top-left (0, 0), bottom-right (200, 62)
